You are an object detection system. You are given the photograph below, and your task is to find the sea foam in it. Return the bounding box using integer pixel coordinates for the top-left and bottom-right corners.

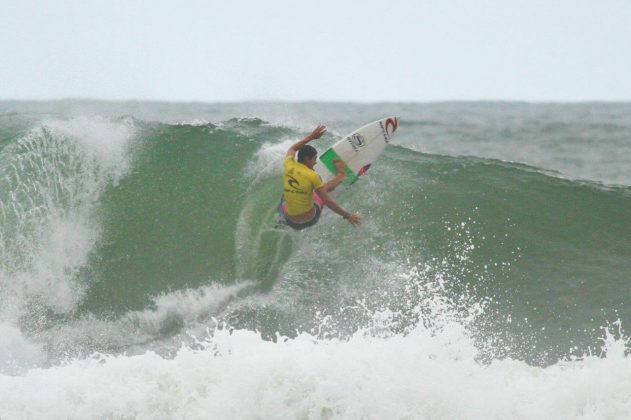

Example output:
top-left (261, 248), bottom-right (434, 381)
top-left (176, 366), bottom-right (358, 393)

top-left (0, 317), bottom-right (629, 420)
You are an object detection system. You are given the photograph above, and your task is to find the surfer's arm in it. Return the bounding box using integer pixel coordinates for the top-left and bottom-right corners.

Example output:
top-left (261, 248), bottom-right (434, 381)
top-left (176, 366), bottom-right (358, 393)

top-left (315, 187), bottom-right (361, 226)
top-left (322, 160), bottom-right (347, 193)
top-left (286, 125), bottom-right (327, 157)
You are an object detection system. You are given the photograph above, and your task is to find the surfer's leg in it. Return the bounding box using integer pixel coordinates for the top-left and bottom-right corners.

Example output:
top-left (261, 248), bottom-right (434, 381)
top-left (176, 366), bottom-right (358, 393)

top-left (277, 196), bottom-right (289, 225)
top-left (313, 192), bottom-right (325, 209)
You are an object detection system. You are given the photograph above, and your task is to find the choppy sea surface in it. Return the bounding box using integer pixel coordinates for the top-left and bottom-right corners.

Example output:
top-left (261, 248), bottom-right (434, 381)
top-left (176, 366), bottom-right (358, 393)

top-left (1, 100), bottom-right (630, 419)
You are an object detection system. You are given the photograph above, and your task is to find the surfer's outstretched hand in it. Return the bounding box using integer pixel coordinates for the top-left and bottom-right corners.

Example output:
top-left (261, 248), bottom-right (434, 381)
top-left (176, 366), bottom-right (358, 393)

top-left (347, 212), bottom-right (361, 226)
top-left (308, 125), bottom-right (327, 140)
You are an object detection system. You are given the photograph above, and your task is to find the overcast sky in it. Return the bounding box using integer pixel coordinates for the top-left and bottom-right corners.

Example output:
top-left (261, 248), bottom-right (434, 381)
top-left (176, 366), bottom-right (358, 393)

top-left (1, 0), bottom-right (630, 102)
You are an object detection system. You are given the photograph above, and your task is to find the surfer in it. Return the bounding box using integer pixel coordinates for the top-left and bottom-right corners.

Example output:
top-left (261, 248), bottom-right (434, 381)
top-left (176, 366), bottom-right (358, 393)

top-left (282, 124), bottom-right (361, 230)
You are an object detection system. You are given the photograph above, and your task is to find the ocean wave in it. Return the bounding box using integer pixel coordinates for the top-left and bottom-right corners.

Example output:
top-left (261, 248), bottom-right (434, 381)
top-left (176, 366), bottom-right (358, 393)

top-left (0, 105), bottom-right (629, 417)
top-left (0, 116), bottom-right (137, 320)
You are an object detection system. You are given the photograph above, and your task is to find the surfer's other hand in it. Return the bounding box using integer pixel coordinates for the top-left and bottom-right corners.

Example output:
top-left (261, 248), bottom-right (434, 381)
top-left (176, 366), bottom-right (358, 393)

top-left (346, 212), bottom-right (361, 226)
top-left (333, 160), bottom-right (347, 176)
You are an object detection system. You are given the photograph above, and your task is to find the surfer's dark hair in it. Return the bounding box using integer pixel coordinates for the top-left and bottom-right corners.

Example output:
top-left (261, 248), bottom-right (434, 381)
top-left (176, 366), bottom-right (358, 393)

top-left (297, 145), bottom-right (317, 163)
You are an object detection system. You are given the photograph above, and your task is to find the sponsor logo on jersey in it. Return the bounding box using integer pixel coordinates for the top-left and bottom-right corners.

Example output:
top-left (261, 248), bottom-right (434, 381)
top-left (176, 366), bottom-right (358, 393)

top-left (287, 174), bottom-right (300, 189)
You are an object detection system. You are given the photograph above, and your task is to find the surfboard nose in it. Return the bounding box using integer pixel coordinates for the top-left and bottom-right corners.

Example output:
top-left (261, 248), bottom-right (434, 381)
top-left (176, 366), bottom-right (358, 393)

top-left (386, 116), bottom-right (399, 134)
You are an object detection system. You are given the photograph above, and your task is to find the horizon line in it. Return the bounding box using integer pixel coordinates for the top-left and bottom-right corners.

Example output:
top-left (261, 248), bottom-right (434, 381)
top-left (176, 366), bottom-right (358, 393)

top-left (2, 97), bottom-right (631, 105)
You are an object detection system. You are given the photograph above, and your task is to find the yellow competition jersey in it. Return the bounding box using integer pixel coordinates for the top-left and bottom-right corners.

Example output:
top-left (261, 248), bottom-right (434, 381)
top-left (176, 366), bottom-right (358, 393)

top-left (283, 156), bottom-right (324, 216)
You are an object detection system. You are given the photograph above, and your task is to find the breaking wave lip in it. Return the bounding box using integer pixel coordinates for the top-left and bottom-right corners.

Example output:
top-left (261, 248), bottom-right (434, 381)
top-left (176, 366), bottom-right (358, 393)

top-left (0, 116), bottom-right (137, 343)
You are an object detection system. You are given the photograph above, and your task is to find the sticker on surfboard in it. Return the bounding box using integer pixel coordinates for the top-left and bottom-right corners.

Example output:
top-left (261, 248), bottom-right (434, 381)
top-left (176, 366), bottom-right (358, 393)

top-left (316, 116), bottom-right (399, 185)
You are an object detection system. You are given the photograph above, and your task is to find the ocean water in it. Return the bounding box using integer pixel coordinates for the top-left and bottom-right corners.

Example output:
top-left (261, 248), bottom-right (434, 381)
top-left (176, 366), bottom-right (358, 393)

top-left (0, 100), bottom-right (630, 419)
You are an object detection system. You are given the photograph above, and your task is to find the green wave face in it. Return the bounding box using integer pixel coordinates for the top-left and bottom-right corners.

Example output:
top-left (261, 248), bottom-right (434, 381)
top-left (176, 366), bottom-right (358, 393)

top-left (0, 103), bottom-right (630, 366)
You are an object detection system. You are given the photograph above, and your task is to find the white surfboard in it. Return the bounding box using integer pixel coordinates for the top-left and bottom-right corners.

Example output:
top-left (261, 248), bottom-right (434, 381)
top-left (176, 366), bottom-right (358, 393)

top-left (314, 116), bottom-right (400, 185)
